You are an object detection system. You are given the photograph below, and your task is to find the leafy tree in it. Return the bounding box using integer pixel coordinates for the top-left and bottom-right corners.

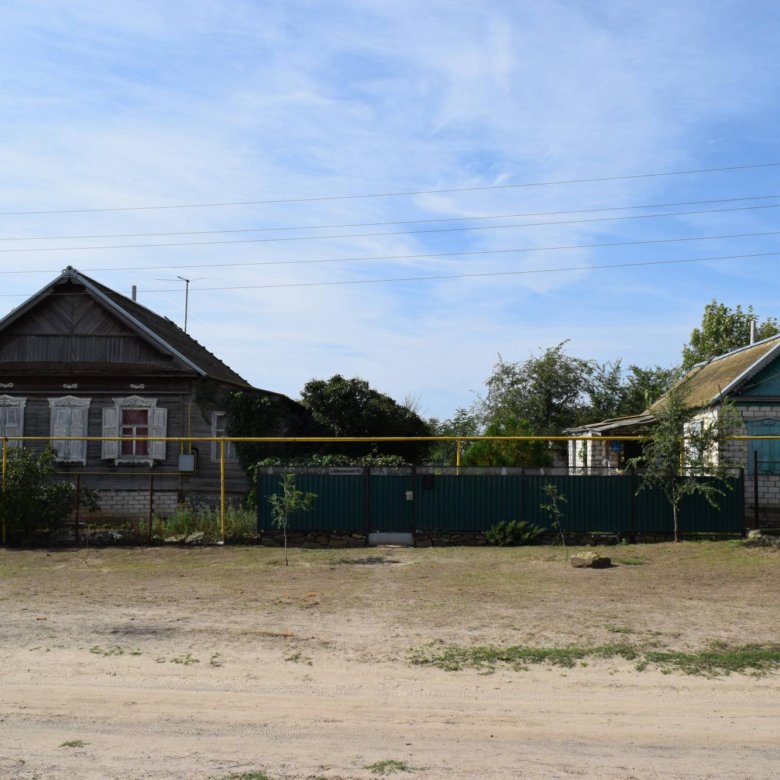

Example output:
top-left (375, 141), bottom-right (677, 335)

top-left (267, 473), bottom-right (317, 566)
top-left (300, 375), bottom-right (432, 462)
top-left (480, 342), bottom-right (595, 436)
top-left (619, 365), bottom-right (678, 415)
top-left (427, 407), bottom-right (481, 465)
top-left (461, 417), bottom-right (551, 467)
top-left (1, 447), bottom-right (99, 544)
top-left (225, 392), bottom-right (322, 470)
top-left (682, 301), bottom-right (779, 370)
top-left (588, 360), bottom-right (627, 420)
top-left (631, 385), bottom-right (740, 542)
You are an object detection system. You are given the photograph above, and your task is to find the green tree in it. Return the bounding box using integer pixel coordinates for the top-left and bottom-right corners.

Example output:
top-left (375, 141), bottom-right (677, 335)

top-left (300, 375), bottom-right (432, 462)
top-left (619, 365), bottom-right (678, 415)
top-left (631, 385), bottom-right (740, 542)
top-left (682, 301), bottom-right (779, 370)
top-left (267, 473), bottom-right (317, 566)
top-left (427, 407), bottom-right (480, 465)
top-left (480, 342), bottom-right (595, 436)
top-left (461, 417), bottom-right (551, 467)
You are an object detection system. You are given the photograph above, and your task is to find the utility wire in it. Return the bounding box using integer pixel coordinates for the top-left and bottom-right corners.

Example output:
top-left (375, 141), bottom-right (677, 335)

top-left (1, 203), bottom-right (778, 254)
top-left (2, 193), bottom-right (779, 242)
top-left (0, 229), bottom-right (777, 275)
top-left (150, 250), bottom-right (780, 291)
top-left (1, 161), bottom-right (778, 216)
top-left (0, 250), bottom-right (776, 298)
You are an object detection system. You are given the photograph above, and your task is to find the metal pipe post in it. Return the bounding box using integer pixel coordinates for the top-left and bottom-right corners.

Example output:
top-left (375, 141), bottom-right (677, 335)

top-left (220, 440), bottom-right (226, 543)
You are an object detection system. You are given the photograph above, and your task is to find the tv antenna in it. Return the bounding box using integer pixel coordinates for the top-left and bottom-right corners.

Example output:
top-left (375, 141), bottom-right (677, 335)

top-left (155, 275), bottom-right (204, 333)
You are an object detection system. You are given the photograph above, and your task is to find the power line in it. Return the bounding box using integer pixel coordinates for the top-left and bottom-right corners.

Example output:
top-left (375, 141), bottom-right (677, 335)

top-left (1, 161), bottom-right (778, 216)
top-left (2, 193), bottom-right (779, 242)
top-left (0, 250), bottom-right (776, 298)
top-left (1, 203), bottom-right (778, 254)
top-left (0, 229), bottom-right (776, 276)
top-left (181, 250), bottom-right (780, 291)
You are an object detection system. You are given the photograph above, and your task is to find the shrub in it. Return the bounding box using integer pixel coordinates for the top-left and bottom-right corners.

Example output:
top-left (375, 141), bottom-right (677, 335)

top-left (0, 447), bottom-right (99, 544)
top-left (485, 519), bottom-right (544, 546)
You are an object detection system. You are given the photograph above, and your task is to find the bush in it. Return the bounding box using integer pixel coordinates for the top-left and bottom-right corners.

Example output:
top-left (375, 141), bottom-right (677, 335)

top-left (485, 519), bottom-right (544, 546)
top-left (0, 447), bottom-right (99, 544)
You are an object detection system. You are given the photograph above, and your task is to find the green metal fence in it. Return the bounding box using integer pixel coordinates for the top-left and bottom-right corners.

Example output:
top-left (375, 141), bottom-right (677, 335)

top-left (256, 467), bottom-right (745, 537)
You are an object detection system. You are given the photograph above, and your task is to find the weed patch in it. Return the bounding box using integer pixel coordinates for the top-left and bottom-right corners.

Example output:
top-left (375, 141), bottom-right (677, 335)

top-left (410, 641), bottom-right (780, 676)
top-left (59, 740), bottom-right (87, 748)
top-left (170, 653), bottom-right (199, 665)
top-left (365, 759), bottom-right (415, 775)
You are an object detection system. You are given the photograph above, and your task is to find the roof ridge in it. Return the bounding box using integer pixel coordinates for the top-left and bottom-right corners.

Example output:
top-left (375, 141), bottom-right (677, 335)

top-left (689, 332), bottom-right (780, 369)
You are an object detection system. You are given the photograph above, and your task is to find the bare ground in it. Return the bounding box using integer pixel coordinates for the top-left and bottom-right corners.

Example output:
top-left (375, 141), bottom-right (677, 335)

top-left (0, 542), bottom-right (778, 779)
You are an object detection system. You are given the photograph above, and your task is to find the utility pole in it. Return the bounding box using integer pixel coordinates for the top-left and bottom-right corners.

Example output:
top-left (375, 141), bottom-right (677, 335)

top-left (178, 276), bottom-right (191, 333)
top-left (155, 276), bottom-right (203, 333)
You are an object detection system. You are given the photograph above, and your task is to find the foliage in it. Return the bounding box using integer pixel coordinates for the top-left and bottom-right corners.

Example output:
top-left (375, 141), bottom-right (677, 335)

top-left (267, 473), bottom-right (317, 565)
top-left (682, 300), bottom-right (779, 370)
top-left (225, 391), bottom-right (319, 467)
top-left (480, 342), bottom-right (595, 436)
top-left (0, 447), bottom-right (99, 543)
top-left (426, 407), bottom-right (480, 465)
top-left (631, 384), bottom-right (741, 542)
top-left (157, 503), bottom-right (256, 543)
top-left (461, 417), bottom-right (551, 467)
top-left (301, 374), bottom-right (432, 462)
top-left (485, 519), bottom-right (545, 546)
top-left (619, 364), bottom-right (678, 415)
top-left (539, 483), bottom-right (567, 550)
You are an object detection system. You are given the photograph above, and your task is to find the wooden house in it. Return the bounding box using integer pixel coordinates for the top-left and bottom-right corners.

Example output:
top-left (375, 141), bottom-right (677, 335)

top-left (0, 266), bottom-right (303, 521)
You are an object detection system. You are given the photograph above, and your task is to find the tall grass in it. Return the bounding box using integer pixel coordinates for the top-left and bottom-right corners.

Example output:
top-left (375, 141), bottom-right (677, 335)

top-left (155, 504), bottom-right (256, 543)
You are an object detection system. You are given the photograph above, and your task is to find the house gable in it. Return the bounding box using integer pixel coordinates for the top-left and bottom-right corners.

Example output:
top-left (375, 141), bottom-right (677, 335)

top-left (733, 354), bottom-right (780, 398)
top-left (0, 281), bottom-right (194, 374)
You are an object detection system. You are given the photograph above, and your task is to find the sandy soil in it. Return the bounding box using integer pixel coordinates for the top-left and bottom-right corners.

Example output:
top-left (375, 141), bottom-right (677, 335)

top-left (0, 543), bottom-right (778, 779)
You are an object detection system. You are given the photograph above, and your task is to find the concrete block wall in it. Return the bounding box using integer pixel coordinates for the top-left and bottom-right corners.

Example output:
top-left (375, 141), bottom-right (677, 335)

top-left (89, 489), bottom-right (179, 520)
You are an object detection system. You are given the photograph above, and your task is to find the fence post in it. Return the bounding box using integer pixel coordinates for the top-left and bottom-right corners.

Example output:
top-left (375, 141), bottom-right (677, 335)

top-left (74, 474), bottom-right (81, 546)
top-left (1, 437), bottom-right (6, 545)
top-left (363, 465), bottom-right (370, 538)
top-left (753, 450), bottom-right (759, 530)
top-left (220, 440), bottom-right (226, 543)
top-left (148, 474), bottom-right (154, 543)
top-left (455, 439), bottom-right (461, 470)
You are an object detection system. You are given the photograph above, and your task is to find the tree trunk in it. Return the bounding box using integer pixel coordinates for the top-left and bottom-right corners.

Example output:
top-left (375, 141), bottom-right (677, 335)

top-left (673, 503), bottom-right (680, 543)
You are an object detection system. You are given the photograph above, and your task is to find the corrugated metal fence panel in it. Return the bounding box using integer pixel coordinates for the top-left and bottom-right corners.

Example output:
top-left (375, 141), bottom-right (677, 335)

top-left (257, 471), bottom-right (364, 533)
top-left (257, 468), bottom-right (744, 536)
top-left (415, 473), bottom-right (521, 533)
top-left (636, 476), bottom-right (744, 534)
top-left (523, 475), bottom-right (636, 534)
top-left (369, 470), bottom-right (412, 532)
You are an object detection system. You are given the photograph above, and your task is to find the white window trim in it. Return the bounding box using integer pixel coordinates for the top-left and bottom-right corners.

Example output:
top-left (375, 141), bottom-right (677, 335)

top-left (211, 411), bottom-right (238, 463)
top-left (0, 394), bottom-right (26, 449)
top-left (49, 396), bottom-right (91, 465)
top-left (101, 395), bottom-right (167, 466)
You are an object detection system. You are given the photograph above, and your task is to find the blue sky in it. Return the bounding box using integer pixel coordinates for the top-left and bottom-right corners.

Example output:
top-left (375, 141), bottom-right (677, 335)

top-left (0, 1), bottom-right (779, 418)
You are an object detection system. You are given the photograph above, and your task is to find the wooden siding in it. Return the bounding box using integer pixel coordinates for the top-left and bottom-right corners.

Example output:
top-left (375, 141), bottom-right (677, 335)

top-left (0, 289), bottom-right (184, 369)
top-left (8, 380), bottom-right (249, 497)
top-left (739, 357), bottom-right (780, 397)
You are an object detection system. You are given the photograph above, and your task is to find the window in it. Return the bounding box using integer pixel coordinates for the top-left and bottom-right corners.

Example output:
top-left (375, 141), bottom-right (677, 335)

top-left (49, 396), bottom-right (90, 464)
top-left (747, 418), bottom-right (780, 475)
top-left (211, 412), bottom-right (238, 462)
top-left (0, 395), bottom-right (25, 449)
top-left (101, 396), bottom-right (167, 464)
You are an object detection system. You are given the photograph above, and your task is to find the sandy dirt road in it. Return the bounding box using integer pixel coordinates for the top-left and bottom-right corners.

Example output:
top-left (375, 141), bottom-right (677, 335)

top-left (0, 544), bottom-right (778, 779)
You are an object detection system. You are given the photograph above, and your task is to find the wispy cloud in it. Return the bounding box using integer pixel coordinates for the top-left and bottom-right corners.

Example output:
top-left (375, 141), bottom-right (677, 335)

top-left (0, 1), bottom-right (778, 415)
